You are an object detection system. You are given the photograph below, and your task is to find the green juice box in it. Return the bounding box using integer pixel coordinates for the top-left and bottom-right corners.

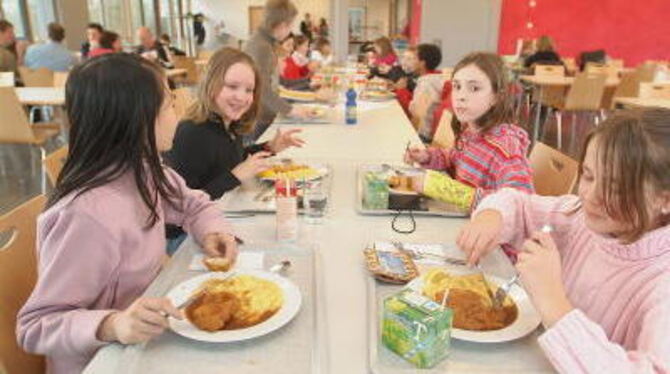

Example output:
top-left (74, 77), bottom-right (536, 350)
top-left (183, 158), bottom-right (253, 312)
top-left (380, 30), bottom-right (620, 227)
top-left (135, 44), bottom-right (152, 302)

top-left (382, 289), bottom-right (453, 368)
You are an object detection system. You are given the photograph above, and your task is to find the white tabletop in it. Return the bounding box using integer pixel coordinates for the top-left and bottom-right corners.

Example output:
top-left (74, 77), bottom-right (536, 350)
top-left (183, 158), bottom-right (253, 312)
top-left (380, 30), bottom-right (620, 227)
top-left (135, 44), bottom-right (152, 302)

top-left (15, 86), bottom-right (65, 106)
top-left (85, 99), bottom-right (554, 373)
top-left (614, 97), bottom-right (670, 109)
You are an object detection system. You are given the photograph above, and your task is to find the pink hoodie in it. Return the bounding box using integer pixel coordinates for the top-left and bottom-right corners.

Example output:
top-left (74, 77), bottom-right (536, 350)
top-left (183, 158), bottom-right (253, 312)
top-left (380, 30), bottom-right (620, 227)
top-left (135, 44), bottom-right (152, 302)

top-left (16, 167), bottom-right (232, 374)
top-left (476, 189), bottom-right (670, 374)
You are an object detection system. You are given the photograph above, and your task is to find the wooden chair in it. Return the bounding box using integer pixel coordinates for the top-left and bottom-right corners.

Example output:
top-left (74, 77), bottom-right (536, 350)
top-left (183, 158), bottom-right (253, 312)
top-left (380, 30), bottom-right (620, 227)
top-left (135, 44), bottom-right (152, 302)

top-left (0, 195), bottom-right (47, 374)
top-left (17, 67), bottom-right (54, 87)
top-left (431, 110), bottom-right (454, 149)
top-left (534, 64), bottom-right (565, 77)
top-left (638, 82), bottom-right (670, 99)
top-left (611, 71), bottom-right (642, 108)
top-left (0, 72), bottom-right (14, 87)
top-left (172, 87), bottom-right (195, 120)
top-left (561, 58), bottom-right (577, 75)
top-left (172, 56), bottom-right (200, 85)
top-left (42, 145), bottom-right (68, 186)
top-left (529, 142), bottom-right (579, 196)
top-left (52, 72), bottom-right (68, 87)
top-left (0, 88), bottom-right (60, 192)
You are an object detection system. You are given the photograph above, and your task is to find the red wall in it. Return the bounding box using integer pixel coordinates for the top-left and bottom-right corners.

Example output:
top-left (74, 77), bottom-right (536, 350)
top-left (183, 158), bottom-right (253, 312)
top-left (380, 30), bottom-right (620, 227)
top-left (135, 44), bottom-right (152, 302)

top-left (498, 0), bottom-right (670, 66)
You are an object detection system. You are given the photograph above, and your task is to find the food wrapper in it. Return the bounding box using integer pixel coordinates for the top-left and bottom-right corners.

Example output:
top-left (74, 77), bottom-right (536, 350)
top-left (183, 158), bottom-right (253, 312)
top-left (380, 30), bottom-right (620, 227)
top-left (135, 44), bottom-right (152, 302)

top-left (364, 246), bottom-right (418, 284)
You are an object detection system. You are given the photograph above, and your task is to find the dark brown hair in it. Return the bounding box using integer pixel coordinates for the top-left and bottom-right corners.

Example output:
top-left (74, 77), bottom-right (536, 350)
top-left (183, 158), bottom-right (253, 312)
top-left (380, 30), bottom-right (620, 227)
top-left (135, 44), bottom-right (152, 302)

top-left (577, 109), bottom-right (670, 243)
top-left (450, 52), bottom-right (514, 140)
top-left (294, 34), bottom-right (309, 49)
top-left (98, 31), bottom-right (119, 49)
top-left (0, 19), bottom-right (13, 32)
top-left (374, 36), bottom-right (395, 58)
top-left (186, 47), bottom-right (261, 135)
top-left (48, 23), bottom-right (65, 42)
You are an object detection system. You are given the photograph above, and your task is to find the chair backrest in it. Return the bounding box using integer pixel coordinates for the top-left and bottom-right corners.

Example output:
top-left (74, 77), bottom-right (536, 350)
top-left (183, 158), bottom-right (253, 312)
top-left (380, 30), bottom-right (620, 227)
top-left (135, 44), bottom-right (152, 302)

top-left (0, 72), bottom-right (14, 87)
top-left (561, 57), bottom-right (577, 74)
top-left (0, 88), bottom-right (39, 144)
top-left (610, 71), bottom-right (642, 108)
top-left (534, 64), bottom-right (565, 77)
top-left (17, 67), bottom-right (54, 87)
top-left (564, 72), bottom-right (607, 110)
top-left (42, 145), bottom-right (69, 186)
top-left (172, 56), bottom-right (199, 85)
top-left (0, 195), bottom-right (47, 374)
top-left (636, 63), bottom-right (659, 83)
top-left (608, 59), bottom-right (624, 69)
top-left (584, 62), bottom-right (617, 78)
top-left (431, 110), bottom-right (455, 149)
top-left (52, 72), bottom-right (68, 88)
top-left (529, 142), bottom-right (579, 196)
top-left (638, 82), bottom-right (670, 99)
top-left (172, 87), bottom-right (195, 120)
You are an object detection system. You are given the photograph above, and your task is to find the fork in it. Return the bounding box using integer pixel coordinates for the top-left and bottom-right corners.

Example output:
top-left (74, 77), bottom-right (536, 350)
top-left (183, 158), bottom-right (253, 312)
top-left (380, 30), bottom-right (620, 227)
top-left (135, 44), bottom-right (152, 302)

top-left (492, 273), bottom-right (519, 309)
top-left (391, 241), bottom-right (468, 266)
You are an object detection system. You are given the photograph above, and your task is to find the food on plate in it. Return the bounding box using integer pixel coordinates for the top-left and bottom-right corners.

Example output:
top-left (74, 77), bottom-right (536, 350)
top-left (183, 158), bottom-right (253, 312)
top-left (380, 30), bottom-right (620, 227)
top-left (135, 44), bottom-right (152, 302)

top-left (279, 87), bottom-right (316, 101)
top-left (421, 269), bottom-right (518, 331)
top-left (185, 274), bottom-right (284, 331)
top-left (366, 78), bottom-right (389, 91)
top-left (361, 90), bottom-right (394, 100)
top-left (203, 256), bottom-right (232, 272)
top-left (257, 163), bottom-right (321, 180)
top-left (388, 175), bottom-right (414, 192)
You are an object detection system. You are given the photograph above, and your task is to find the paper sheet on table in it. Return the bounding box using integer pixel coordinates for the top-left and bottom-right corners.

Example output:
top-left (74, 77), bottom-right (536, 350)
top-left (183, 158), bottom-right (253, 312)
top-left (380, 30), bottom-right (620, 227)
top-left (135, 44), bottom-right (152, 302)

top-left (189, 252), bottom-right (265, 271)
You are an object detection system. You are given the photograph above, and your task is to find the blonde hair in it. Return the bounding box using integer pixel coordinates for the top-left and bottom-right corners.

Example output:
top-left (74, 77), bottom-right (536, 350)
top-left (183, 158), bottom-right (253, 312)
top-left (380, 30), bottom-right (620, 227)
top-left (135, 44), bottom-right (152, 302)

top-left (263, 0), bottom-right (298, 30)
top-left (185, 47), bottom-right (261, 135)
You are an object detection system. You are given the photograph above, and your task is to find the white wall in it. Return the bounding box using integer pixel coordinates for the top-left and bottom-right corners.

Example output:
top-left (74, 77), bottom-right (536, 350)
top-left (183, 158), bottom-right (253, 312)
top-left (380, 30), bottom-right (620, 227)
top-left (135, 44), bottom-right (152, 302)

top-left (192, 0), bottom-right (331, 49)
top-left (349, 0), bottom-right (390, 40)
top-left (420, 0), bottom-right (502, 67)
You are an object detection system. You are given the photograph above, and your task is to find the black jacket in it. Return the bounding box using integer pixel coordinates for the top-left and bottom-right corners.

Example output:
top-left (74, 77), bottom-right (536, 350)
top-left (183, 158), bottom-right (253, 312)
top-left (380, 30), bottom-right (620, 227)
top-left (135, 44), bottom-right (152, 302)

top-left (164, 116), bottom-right (267, 239)
top-left (165, 116), bottom-right (267, 201)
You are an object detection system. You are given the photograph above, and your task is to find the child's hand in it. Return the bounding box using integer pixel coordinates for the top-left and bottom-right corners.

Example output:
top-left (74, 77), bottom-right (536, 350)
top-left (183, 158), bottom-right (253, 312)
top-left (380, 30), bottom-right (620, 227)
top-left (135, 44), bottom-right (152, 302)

top-left (456, 209), bottom-right (503, 265)
top-left (517, 231), bottom-right (573, 328)
top-left (97, 297), bottom-right (182, 344)
top-left (268, 129), bottom-right (305, 153)
top-left (404, 146), bottom-right (430, 165)
top-left (202, 232), bottom-right (239, 264)
top-left (231, 151), bottom-right (272, 181)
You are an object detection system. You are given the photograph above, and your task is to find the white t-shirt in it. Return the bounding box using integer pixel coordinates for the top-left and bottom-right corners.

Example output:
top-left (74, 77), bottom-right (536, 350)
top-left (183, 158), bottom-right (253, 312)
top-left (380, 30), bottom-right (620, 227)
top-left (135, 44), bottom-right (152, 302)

top-left (311, 50), bottom-right (333, 66)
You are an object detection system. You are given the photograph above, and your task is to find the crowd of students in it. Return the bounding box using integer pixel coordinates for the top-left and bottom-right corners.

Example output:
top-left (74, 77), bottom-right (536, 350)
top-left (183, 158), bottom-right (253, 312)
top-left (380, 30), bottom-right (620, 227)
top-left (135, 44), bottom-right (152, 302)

top-left (2, 0), bottom-right (670, 373)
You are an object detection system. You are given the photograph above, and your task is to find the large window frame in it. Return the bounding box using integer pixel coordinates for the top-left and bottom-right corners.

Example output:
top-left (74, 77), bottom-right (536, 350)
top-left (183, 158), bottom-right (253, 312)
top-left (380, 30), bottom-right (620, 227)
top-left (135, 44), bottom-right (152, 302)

top-left (1, 0), bottom-right (57, 41)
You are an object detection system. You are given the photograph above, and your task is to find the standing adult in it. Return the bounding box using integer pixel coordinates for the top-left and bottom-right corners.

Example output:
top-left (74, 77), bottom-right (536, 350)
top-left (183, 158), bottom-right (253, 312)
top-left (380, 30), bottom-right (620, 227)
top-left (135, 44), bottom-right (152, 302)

top-left (299, 12), bottom-right (313, 41)
top-left (317, 17), bottom-right (328, 39)
top-left (244, 0), bottom-right (310, 140)
top-left (80, 23), bottom-right (103, 59)
top-left (24, 23), bottom-right (76, 72)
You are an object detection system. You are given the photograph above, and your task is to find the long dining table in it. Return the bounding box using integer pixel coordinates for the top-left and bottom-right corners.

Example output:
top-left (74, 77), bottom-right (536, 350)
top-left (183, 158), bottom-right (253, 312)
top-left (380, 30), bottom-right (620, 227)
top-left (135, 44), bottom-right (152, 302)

top-left (84, 98), bottom-right (555, 373)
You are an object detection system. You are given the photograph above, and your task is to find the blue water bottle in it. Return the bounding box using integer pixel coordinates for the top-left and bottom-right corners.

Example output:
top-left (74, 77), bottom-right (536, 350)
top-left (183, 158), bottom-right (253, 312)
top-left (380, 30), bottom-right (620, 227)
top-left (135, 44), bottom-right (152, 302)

top-left (345, 86), bottom-right (358, 125)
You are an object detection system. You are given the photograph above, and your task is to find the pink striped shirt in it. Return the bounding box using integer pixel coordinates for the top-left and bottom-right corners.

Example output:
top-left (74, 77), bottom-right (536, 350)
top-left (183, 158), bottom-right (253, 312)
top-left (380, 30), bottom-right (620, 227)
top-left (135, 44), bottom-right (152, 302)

top-left (16, 167), bottom-right (232, 374)
top-left (421, 123), bottom-right (534, 206)
top-left (476, 189), bottom-right (670, 374)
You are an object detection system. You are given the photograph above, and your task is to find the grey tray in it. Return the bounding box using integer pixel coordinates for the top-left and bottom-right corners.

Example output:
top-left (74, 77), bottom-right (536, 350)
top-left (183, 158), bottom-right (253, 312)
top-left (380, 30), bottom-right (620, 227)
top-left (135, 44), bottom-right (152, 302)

top-left (356, 164), bottom-right (468, 218)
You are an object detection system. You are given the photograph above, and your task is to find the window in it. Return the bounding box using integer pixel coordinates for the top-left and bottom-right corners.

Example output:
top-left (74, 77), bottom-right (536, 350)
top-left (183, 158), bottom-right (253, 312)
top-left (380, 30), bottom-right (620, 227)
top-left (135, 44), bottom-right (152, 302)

top-left (1, 0), bottom-right (28, 39)
top-left (27, 0), bottom-right (57, 42)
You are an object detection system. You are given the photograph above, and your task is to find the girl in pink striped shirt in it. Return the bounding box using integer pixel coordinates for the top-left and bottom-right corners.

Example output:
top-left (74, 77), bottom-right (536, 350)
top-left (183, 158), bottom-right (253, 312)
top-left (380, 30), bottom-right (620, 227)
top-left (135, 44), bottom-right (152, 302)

top-left (459, 109), bottom-right (670, 373)
top-left (16, 54), bottom-right (238, 374)
top-left (404, 52), bottom-right (533, 212)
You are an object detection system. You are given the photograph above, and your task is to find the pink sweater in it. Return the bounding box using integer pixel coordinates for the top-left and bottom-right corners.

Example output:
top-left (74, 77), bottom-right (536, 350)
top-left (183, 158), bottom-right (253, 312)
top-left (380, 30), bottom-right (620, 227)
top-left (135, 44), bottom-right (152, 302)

top-left (16, 167), bottom-right (231, 374)
top-left (476, 189), bottom-right (670, 374)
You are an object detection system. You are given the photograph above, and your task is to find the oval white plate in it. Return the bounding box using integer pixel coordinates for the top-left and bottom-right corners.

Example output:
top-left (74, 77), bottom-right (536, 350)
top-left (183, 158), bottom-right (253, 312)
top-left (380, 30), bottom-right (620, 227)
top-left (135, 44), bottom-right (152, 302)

top-left (166, 269), bottom-right (302, 343)
top-left (406, 275), bottom-right (541, 343)
top-left (259, 164), bottom-right (329, 183)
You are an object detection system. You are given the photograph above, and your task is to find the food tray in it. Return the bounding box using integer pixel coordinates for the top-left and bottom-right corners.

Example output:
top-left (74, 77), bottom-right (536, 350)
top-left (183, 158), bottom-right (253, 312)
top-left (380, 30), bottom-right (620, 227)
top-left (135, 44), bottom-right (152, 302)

top-left (356, 164), bottom-right (468, 218)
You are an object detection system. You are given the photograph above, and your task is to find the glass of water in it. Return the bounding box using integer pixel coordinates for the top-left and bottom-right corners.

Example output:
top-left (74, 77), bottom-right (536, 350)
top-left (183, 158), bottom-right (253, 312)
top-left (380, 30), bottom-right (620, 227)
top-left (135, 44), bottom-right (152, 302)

top-left (304, 180), bottom-right (328, 224)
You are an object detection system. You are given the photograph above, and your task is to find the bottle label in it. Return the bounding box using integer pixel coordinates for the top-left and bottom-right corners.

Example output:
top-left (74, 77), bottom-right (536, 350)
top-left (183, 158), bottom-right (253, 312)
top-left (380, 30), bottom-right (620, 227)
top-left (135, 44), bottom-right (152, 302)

top-left (346, 105), bottom-right (357, 124)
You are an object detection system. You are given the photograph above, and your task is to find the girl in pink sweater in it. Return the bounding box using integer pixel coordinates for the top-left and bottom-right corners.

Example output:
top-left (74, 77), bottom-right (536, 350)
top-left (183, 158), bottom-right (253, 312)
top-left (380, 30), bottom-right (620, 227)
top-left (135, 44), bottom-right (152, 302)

top-left (458, 109), bottom-right (670, 373)
top-left (16, 54), bottom-right (238, 374)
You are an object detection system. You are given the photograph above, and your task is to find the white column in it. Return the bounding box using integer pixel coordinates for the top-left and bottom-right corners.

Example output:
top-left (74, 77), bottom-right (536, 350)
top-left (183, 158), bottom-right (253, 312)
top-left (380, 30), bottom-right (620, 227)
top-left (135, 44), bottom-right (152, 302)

top-left (330, 0), bottom-right (349, 63)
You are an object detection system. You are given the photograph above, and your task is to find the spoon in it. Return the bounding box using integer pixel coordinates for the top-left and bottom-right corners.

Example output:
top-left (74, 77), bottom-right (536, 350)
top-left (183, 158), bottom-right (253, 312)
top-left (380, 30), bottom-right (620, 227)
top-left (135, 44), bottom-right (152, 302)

top-left (269, 260), bottom-right (292, 274)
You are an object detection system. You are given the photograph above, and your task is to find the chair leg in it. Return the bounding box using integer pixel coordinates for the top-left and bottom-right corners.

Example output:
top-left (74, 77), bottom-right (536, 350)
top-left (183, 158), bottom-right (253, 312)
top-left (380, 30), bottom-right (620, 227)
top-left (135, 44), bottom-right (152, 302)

top-left (40, 146), bottom-right (47, 194)
top-left (556, 111), bottom-right (562, 150)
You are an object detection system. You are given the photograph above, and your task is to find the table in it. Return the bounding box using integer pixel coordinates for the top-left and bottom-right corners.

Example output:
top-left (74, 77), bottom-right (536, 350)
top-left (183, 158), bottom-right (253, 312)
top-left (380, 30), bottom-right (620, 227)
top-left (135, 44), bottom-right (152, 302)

top-left (614, 97), bottom-right (670, 109)
top-left (520, 75), bottom-right (620, 142)
top-left (15, 87), bottom-right (65, 106)
top-left (85, 99), bottom-right (554, 373)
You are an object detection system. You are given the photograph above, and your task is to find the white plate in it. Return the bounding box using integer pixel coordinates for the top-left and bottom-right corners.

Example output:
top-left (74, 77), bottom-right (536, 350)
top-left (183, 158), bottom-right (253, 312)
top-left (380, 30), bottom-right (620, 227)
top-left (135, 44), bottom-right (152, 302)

top-left (166, 269), bottom-right (302, 343)
top-left (405, 275), bottom-right (541, 343)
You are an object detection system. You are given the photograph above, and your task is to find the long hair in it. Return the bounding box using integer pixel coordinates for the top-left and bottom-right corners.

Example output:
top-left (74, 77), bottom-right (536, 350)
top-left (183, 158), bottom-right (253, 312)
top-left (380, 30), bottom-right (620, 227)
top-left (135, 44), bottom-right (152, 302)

top-left (450, 52), bottom-right (514, 141)
top-left (576, 109), bottom-right (670, 243)
top-left (374, 36), bottom-right (395, 58)
top-left (47, 53), bottom-right (180, 228)
top-left (185, 47), bottom-right (261, 135)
